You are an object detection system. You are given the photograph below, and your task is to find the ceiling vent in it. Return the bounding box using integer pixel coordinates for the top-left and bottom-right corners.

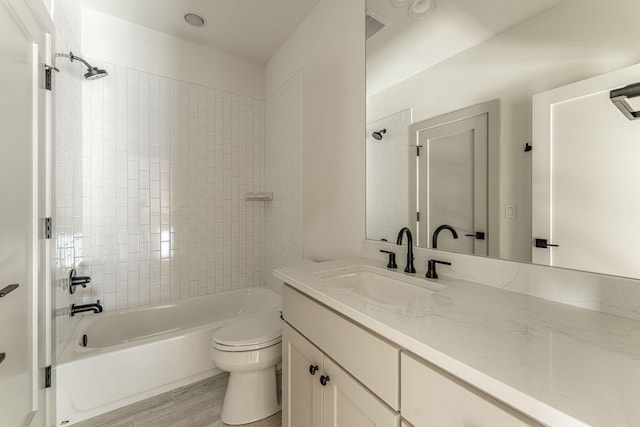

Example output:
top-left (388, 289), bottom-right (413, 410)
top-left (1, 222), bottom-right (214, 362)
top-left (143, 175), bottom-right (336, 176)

top-left (366, 12), bottom-right (387, 40)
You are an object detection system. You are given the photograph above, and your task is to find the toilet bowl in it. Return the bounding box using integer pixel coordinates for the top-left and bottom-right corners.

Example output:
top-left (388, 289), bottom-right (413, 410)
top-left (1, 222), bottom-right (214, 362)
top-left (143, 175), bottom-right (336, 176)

top-left (210, 310), bottom-right (282, 425)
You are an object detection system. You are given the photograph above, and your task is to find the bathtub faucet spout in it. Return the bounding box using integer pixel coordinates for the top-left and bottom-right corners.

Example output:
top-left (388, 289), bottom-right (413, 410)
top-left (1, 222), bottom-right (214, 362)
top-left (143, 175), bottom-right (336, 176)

top-left (70, 300), bottom-right (103, 316)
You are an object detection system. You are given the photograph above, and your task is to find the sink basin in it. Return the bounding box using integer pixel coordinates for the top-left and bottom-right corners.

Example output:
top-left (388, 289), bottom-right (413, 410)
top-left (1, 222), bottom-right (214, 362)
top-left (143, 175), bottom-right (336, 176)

top-left (317, 266), bottom-right (444, 307)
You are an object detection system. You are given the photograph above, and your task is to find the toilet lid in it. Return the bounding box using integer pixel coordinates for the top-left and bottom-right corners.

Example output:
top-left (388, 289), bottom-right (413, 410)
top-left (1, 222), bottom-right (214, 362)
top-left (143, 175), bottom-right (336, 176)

top-left (212, 310), bottom-right (282, 348)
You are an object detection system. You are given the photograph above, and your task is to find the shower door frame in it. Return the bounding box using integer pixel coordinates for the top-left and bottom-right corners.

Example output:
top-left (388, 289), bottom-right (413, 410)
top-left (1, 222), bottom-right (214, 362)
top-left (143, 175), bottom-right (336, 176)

top-left (0, 0), bottom-right (54, 425)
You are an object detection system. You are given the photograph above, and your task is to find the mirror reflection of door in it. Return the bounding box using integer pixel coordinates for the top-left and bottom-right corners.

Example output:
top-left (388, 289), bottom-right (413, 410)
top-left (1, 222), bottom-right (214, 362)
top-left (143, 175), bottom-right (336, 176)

top-left (418, 115), bottom-right (488, 256)
top-left (533, 63), bottom-right (640, 279)
top-left (409, 100), bottom-right (499, 256)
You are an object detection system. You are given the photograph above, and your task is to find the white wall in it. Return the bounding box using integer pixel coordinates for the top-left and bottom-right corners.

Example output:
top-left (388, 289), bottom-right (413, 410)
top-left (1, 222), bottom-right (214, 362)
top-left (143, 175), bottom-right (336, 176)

top-left (58, 0), bottom-right (81, 45)
top-left (266, 0), bottom-right (366, 262)
top-left (367, 0), bottom-right (640, 262)
top-left (82, 8), bottom-right (264, 100)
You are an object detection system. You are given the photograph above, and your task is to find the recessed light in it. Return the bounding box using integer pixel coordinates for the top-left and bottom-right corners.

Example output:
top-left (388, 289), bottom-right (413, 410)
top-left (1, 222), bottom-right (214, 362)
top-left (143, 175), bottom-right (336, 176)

top-left (408, 0), bottom-right (436, 19)
top-left (184, 13), bottom-right (206, 28)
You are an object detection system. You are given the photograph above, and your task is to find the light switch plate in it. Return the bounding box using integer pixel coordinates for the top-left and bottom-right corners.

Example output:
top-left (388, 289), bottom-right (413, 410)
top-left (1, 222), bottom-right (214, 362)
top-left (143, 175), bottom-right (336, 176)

top-left (505, 204), bottom-right (516, 219)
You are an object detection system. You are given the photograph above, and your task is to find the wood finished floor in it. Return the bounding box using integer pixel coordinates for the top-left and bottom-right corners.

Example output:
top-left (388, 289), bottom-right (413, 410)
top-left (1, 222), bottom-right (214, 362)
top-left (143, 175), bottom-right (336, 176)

top-left (72, 373), bottom-right (281, 427)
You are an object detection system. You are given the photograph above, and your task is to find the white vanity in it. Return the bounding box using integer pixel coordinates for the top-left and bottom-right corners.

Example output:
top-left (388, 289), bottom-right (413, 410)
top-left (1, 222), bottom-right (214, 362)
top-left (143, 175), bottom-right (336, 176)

top-left (275, 259), bottom-right (640, 427)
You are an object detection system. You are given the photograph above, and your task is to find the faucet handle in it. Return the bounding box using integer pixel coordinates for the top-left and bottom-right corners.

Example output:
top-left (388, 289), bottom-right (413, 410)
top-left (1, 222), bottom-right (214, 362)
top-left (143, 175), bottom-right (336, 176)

top-left (69, 268), bottom-right (92, 294)
top-left (379, 250), bottom-right (397, 269)
top-left (426, 259), bottom-right (451, 279)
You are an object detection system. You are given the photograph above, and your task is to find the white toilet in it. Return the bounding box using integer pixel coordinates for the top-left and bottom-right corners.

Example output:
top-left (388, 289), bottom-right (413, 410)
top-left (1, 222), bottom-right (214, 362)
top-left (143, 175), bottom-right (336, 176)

top-left (210, 310), bottom-right (282, 425)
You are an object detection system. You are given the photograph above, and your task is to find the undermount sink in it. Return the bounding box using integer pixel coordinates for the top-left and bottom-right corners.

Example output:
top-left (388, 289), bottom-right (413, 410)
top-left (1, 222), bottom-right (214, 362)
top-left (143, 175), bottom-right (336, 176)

top-left (316, 266), bottom-right (444, 307)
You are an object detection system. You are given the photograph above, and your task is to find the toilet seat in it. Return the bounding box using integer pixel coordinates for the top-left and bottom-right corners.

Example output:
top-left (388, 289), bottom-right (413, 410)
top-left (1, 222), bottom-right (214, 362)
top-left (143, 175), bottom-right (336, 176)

top-left (211, 337), bottom-right (281, 352)
top-left (211, 310), bottom-right (282, 352)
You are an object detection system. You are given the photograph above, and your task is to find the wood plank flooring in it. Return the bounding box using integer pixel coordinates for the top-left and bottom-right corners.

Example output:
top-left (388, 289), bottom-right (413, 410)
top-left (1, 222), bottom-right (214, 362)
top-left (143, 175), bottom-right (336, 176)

top-left (73, 373), bottom-right (281, 427)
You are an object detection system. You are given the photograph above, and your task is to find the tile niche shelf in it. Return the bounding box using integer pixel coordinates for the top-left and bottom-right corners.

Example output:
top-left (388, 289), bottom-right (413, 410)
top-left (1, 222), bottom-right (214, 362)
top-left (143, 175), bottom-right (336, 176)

top-left (244, 192), bottom-right (273, 201)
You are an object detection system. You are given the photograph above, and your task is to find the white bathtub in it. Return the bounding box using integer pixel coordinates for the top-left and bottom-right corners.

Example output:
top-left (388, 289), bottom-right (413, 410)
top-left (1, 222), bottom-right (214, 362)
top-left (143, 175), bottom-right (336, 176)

top-left (56, 287), bottom-right (282, 426)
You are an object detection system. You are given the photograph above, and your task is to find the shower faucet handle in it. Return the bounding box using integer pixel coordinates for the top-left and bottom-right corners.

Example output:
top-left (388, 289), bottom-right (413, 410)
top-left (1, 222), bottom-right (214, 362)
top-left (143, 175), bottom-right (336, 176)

top-left (69, 268), bottom-right (92, 294)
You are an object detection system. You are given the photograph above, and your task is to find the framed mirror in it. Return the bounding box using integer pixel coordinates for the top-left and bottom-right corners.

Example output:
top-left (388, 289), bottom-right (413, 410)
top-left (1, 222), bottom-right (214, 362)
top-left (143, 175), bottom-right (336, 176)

top-left (365, 0), bottom-right (640, 279)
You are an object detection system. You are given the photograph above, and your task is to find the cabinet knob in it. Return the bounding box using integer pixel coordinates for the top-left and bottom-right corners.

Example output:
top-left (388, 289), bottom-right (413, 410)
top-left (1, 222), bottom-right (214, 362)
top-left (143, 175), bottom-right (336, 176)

top-left (320, 374), bottom-right (330, 386)
top-left (309, 364), bottom-right (319, 375)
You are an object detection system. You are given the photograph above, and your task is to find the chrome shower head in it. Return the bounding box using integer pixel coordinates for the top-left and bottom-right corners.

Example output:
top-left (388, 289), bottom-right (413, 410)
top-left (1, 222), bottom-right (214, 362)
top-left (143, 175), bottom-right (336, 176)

top-left (372, 129), bottom-right (387, 140)
top-left (84, 67), bottom-right (108, 80)
top-left (56, 51), bottom-right (109, 80)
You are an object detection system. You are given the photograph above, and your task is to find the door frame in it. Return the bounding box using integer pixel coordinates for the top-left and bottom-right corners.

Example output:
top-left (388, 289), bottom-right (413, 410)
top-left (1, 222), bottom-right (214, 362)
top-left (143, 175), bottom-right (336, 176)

top-left (409, 99), bottom-right (500, 256)
top-left (3, 0), bottom-right (55, 425)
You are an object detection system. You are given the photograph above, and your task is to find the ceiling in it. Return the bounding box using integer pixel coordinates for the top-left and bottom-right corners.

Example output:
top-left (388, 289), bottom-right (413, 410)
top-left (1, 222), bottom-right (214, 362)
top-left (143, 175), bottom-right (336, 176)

top-left (366, 0), bottom-right (567, 95)
top-left (81, 0), bottom-right (319, 65)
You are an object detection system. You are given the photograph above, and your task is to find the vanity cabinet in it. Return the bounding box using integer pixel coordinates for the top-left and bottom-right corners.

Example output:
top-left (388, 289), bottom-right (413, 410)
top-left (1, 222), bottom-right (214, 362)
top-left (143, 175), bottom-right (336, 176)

top-left (283, 324), bottom-right (400, 427)
top-left (283, 284), bottom-right (547, 427)
top-left (401, 353), bottom-right (543, 427)
top-left (282, 285), bottom-right (401, 427)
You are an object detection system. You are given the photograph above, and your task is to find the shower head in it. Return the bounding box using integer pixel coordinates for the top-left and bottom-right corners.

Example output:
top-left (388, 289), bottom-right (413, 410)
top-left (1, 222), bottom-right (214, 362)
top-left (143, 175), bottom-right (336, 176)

top-left (372, 129), bottom-right (387, 140)
top-left (56, 51), bottom-right (109, 80)
top-left (84, 67), bottom-right (108, 80)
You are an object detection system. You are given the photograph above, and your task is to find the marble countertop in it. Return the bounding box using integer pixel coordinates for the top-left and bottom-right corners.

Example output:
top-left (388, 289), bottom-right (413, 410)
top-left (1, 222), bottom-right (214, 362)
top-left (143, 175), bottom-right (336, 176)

top-left (274, 258), bottom-right (640, 427)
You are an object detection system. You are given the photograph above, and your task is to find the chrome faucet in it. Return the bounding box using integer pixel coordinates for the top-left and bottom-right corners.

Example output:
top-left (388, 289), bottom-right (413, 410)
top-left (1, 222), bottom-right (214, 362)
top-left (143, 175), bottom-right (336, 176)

top-left (70, 300), bottom-right (103, 316)
top-left (396, 227), bottom-right (416, 273)
top-left (432, 224), bottom-right (458, 249)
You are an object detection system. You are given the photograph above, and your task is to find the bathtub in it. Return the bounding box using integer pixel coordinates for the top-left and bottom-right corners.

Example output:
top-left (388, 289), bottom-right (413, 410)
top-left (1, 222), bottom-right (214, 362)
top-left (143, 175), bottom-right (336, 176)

top-left (56, 287), bottom-right (282, 426)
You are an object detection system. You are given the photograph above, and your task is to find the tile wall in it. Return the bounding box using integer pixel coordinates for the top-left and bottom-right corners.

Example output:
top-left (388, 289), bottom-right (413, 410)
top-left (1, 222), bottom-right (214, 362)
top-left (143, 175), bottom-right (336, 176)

top-left (366, 109), bottom-right (411, 242)
top-left (53, 30), bottom-right (304, 357)
top-left (53, 4), bottom-right (84, 358)
top-left (264, 71), bottom-right (304, 293)
top-left (77, 62), bottom-right (266, 311)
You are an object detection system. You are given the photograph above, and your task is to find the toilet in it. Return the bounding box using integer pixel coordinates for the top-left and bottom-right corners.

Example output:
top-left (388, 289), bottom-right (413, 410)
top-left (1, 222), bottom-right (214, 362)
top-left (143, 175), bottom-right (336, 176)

top-left (210, 310), bottom-right (282, 425)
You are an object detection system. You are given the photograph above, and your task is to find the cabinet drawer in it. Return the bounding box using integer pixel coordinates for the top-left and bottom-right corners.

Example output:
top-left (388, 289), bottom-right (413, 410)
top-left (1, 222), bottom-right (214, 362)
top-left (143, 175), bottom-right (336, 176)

top-left (401, 352), bottom-right (543, 427)
top-left (284, 285), bottom-right (400, 410)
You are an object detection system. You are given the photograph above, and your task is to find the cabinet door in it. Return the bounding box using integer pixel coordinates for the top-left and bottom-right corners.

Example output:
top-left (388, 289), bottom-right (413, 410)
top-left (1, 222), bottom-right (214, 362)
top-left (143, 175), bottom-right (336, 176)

top-left (322, 356), bottom-right (400, 427)
top-left (401, 353), bottom-right (543, 427)
top-left (284, 285), bottom-right (400, 409)
top-left (283, 323), bottom-right (324, 427)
